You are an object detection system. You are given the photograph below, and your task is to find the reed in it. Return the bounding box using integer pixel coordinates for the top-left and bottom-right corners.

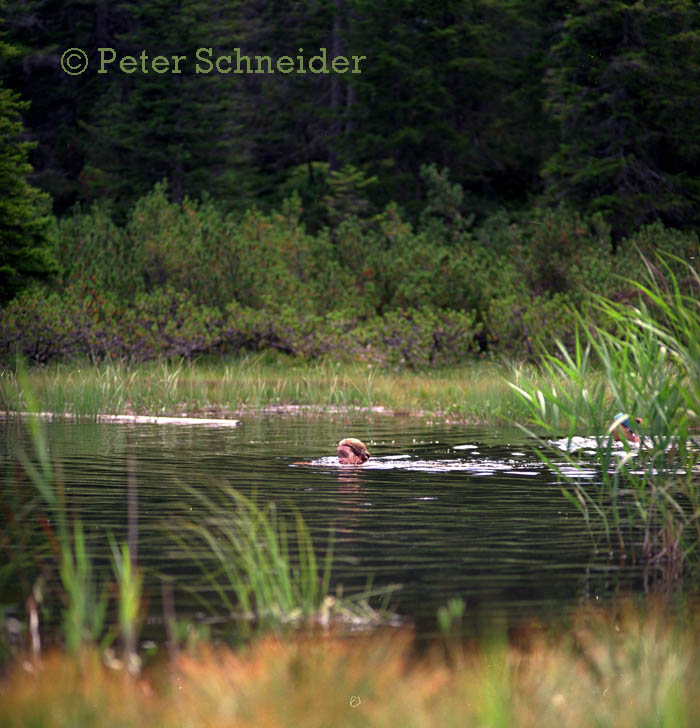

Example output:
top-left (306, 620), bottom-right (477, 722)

top-left (511, 252), bottom-right (700, 580)
top-left (436, 596), bottom-right (465, 640)
top-left (5, 371), bottom-right (146, 661)
top-left (4, 372), bottom-right (399, 664)
top-left (168, 482), bottom-right (398, 631)
top-left (57, 521), bottom-right (109, 654)
top-left (1, 356), bottom-right (581, 424)
top-left (11, 380), bottom-right (108, 654)
top-left (108, 536), bottom-right (143, 675)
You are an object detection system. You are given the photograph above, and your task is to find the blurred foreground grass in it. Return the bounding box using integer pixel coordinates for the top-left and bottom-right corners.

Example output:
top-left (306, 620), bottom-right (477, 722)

top-left (1, 603), bottom-right (698, 728)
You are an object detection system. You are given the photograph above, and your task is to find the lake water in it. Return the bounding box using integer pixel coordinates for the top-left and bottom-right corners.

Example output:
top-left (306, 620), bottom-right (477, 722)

top-left (1, 414), bottom-right (654, 641)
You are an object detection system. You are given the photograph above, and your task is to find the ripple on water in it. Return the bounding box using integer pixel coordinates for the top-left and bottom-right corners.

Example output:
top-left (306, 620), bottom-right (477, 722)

top-left (306, 455), bottom-right (547, 476)
top-left (1, 416), bottom-right (653, 639)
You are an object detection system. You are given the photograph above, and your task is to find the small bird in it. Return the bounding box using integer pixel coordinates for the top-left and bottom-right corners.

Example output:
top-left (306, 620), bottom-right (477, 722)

top-left (337, 438), bottom-right (371, 464)
top-left (612, 413), bottom-right (642, 444)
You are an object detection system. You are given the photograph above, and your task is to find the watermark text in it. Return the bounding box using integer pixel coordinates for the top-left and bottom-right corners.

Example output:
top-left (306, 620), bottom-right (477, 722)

top-left (60, 47), bottom-right (366, 75)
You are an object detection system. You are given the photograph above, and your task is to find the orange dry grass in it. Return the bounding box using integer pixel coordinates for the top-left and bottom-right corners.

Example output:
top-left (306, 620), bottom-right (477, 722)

top-left (0, 650), bottom-right (161, 727)
top-left (1, 609), bottom-right (698, 728)
top-left (171, 631), bottom-right (450, 728)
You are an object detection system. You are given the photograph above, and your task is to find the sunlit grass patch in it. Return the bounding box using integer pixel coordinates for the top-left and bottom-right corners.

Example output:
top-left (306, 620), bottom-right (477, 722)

top-left (6, 343), bottom-right (689, 430)
top-left (1, 356), bottom-right (558, 424)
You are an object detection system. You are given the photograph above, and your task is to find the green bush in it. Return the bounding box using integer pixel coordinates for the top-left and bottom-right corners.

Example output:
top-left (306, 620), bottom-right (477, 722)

top-left (353, 307), bottom-right (480, 368)
top-left (4, 183), bottom-right (699, 366)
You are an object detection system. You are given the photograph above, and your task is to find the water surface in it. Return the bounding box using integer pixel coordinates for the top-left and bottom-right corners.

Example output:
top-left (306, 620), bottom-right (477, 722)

top-left (1, 414), bottom-right (650, 639)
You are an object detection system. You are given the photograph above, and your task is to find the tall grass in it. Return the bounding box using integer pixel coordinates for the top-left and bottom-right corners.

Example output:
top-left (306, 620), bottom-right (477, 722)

top-left (5, 421), bottom-right (396, 660)
top-left (58, 522), bottom-right (109, 654)
top-left (13, 370), bottom-right (108, 655)
top-left (3, 371), bottom-right (400, 664)
top-left (108, 536), bottom-right (143, 675)
top-left (11, 416), bottom-right (113, 657)
top-left (1, 356), bottom-right (593, 424)
top-left (511, 253), bottom-right (700, 581)
top-left (168, 483), bottom-right (398, 632)
top-left (4, 372), bottom-right (144, 663)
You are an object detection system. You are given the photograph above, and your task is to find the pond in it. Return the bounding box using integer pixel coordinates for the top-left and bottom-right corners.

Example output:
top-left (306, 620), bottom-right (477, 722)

top-left (1, 414), bottom-right (651, 641)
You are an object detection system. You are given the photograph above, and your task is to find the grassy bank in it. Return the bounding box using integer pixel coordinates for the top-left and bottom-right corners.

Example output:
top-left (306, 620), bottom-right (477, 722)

top-left (0, 357), bottom-right (566, 424)
top-left (1, 604), bottom-right (698, 728)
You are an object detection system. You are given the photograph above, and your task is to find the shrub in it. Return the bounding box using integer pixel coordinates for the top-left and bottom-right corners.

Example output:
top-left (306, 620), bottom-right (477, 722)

top-left (352, 308), bottom-right (481, 368)
top-left (6, 183), bottom-right (700, 366)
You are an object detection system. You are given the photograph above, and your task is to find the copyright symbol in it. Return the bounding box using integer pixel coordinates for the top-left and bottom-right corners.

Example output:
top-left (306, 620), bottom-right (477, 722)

top-left (61, 48), bottom-right (88, 75)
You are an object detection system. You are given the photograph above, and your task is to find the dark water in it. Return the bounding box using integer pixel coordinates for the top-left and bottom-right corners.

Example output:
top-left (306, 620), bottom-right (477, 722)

top-left (1, 415), bottom-right (650, 640)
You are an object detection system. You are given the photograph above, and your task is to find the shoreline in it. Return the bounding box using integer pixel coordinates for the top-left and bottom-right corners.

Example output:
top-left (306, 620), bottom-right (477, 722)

top-left (0, 411), bottom-right (242, 427)
top-left (0, 359), bottom-right (524, 426)
top-left (0, 403), bottom-right (495, 425)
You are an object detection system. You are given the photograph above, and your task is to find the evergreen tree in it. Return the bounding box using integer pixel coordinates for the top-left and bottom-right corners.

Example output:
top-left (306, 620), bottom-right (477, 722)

top-left (83, 0), bottom-right (253, 210)
top-left (1, 0), bottom-right (130, 212)
top-left (0, 83), bottom-right (54, 303)
top-left (224, 0), bottom-right (344, 195)
top-left (543, 0), bottom-right (700, 241)
top-left (323, 163), bottom-right (376, 225)
top-left (340, 0), bottom-right (556, 215)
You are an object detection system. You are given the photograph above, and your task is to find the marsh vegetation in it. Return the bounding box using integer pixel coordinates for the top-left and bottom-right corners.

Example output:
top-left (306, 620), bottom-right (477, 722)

top-left (2, 253), bottom-right (699, 727)
top-left (3, 1), bottom-right (700, 722)
top-left (1, 356), bottom-right (567, 424)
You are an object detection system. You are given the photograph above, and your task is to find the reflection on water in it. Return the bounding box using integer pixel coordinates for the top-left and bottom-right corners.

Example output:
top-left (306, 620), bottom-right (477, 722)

top-left (1, 414), bottom-right (657, 639)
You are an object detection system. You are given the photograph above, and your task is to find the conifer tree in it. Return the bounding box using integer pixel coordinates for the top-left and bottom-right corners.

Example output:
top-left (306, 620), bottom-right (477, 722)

top-left (1, 0), bottom-right (129, 212)
top-left (83, 0), bottom-right (252, 209)
top-left (0, 83), bottom-right (53, 303)
top-left (340, 0), bottom-right (554, 213)
top-left (543, 0), bottom-right (700, 240)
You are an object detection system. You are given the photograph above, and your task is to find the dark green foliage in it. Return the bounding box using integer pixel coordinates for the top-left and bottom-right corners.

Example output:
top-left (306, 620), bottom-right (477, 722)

top-left (342, 0), bottom-right (555, 213)
top-left (0, 285), bottom-right (223, 363)
top-left (543, 0), bottom-right (700, 240)
top-left (419, 163), bottom-right (473, 240)
top-left (0, 285), bottom-right (481, 366)
top-left (352, 308), bottom-right (480, 368)
top-left (3, 0), bottom-right (700, 364)
top-left (0, 83), bottom-right (54, 303)
top-left (2, 182), bottom-right (698, 366)
top-left (4, 0), bottom-right (699, 242)
top-left (276, 162), bottom-right (331, 233)
top-left (0, 0), bottom-right (562, 218)
top-left (0, 0), bottom-right (131, 211)
top-left (511, 254), bottom-right (700, 578)
top-left (507, 208), bottom-right (611, 297)
top-left (82, 0), bottom-right (252, 211)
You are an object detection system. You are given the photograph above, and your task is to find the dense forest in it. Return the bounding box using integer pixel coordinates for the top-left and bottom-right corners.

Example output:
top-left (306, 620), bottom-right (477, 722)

top-left (1, 0), bottom-right (699, 364)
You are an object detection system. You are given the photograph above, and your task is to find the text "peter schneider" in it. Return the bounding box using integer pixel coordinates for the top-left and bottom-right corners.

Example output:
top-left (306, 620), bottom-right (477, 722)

top-left (97, 47), bottom-right (366, 74)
